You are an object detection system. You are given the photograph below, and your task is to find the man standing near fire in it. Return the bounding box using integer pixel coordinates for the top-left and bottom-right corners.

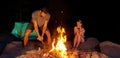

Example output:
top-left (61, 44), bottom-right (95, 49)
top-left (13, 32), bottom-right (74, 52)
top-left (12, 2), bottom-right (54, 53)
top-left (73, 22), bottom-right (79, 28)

top-left (73, 19), bottom-right (85, 49)
top-left (23, 7), bottom-right (51, 48)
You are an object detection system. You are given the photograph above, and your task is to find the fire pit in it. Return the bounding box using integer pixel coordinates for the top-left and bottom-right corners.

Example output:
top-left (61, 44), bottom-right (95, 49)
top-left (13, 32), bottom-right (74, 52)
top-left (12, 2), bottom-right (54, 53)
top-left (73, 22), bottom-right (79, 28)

top-left (16, 26), bottom-right (109, 58)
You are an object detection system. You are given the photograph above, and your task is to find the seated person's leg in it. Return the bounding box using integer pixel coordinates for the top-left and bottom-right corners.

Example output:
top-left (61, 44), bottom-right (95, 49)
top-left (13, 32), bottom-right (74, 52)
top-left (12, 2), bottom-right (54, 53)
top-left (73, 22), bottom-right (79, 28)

top-left (45, 29), bottom-right (51, 46)
top-left (23, 23), bottom-right (33, 47)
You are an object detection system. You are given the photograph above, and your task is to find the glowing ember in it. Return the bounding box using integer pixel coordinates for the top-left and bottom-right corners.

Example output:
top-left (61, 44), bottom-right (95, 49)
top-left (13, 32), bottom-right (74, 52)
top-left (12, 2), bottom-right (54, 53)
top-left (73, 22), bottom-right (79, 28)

top-left (49, 26), bottom-right (68, 58)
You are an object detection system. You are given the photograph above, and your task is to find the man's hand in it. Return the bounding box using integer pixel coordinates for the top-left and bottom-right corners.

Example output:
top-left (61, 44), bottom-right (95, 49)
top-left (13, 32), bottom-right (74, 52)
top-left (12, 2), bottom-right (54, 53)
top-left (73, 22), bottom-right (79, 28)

top-left (37, 36), bottom-right (43, 41)
top-left (37, 36), bottom-right (45, 45)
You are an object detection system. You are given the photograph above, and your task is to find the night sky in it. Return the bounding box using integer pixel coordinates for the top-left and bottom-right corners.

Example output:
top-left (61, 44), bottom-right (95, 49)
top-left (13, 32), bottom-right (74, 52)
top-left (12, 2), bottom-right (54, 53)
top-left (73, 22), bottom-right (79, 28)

top-left (0, 0), bottom-right (119, 43)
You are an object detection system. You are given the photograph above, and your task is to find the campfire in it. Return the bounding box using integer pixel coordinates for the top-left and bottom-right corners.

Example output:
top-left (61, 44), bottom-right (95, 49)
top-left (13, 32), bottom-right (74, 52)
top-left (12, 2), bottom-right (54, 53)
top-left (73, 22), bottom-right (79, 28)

top-left (39, 26), bottom-right (81, 58)
top-left (44, 26), bottom-right (68, 58)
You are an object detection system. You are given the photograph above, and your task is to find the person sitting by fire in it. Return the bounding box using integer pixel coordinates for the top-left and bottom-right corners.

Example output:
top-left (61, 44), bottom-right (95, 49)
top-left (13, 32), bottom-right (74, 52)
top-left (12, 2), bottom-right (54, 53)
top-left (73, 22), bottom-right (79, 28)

top-left (23, 7), bottom-right (52, 48)
top-left (73, 19), bottom-right (85, 49)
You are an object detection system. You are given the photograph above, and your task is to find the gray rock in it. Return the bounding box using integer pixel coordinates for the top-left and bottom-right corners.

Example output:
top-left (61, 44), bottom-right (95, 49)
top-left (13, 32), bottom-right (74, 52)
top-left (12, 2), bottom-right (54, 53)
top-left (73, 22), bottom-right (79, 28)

top-left (100, 41), bottom-right (120, 58)
top-left (78, 37), bottom-right (100, 52)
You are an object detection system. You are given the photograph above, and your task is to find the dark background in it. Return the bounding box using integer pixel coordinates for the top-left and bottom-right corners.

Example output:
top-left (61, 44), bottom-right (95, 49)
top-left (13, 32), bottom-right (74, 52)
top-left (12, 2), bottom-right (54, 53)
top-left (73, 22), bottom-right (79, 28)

top-left (0, 0), bottom-right (119, 44)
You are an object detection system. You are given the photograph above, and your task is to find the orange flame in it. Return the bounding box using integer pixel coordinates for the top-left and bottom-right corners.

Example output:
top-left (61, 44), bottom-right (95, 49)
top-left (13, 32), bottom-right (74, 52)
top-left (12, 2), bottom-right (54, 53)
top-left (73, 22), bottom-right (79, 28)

top-left (49, 26), bottom-right (68, 58)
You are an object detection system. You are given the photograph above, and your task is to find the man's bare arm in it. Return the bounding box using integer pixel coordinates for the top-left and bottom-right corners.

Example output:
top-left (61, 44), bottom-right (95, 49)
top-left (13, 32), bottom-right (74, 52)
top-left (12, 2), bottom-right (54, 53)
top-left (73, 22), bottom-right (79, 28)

top-left (42, 20), bottom-right (48, 37)
top-left (32, 20), bottom-right (41, 37)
